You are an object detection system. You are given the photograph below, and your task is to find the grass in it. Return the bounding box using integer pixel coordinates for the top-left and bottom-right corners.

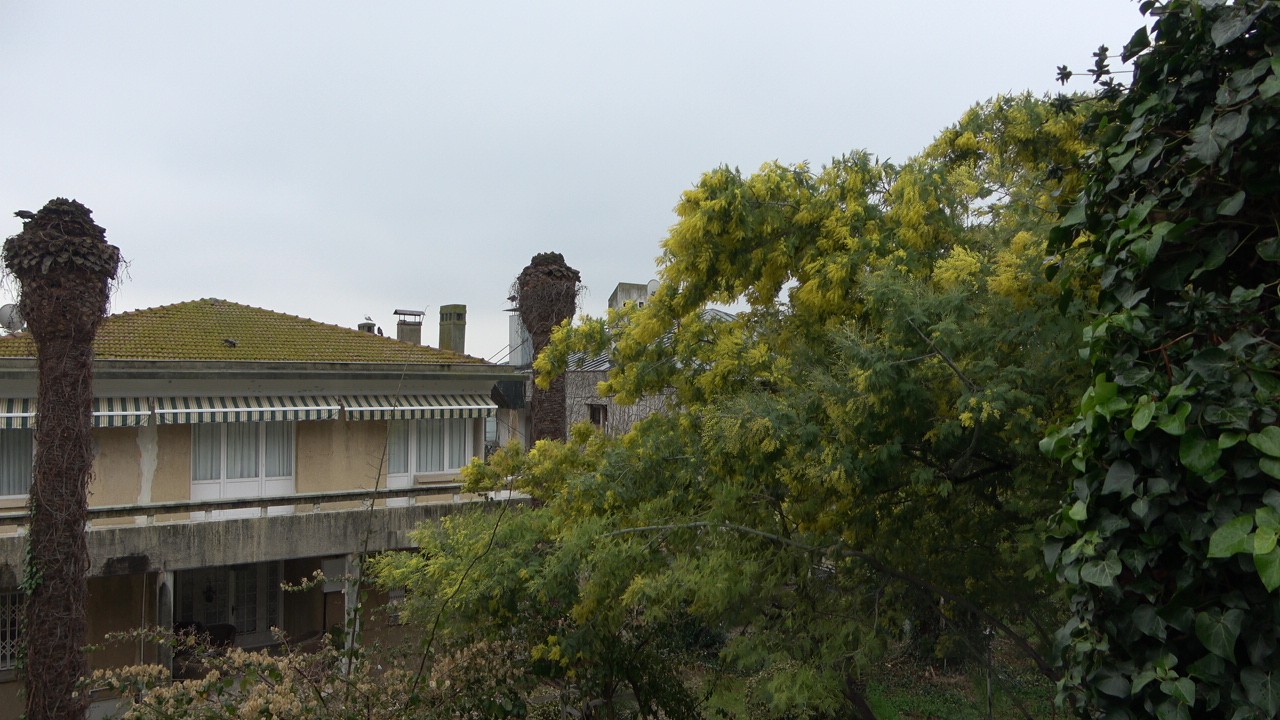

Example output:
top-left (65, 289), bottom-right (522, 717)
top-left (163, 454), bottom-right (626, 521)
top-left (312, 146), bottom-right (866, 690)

top-left (864, 640), bottom-right (1061, 720)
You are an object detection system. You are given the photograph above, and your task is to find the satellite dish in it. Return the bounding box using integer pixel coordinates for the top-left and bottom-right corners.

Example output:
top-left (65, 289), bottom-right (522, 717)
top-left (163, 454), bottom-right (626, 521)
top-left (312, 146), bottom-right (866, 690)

top-left (645, 279), bottom-right (659, 297)
top-left (0, 304), bottom-right (25, 333)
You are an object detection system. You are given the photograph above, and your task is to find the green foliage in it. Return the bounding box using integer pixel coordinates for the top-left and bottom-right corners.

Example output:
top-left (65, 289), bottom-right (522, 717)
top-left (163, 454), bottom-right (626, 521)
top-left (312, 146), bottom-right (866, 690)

top-left (371, 503), bottom-right (706, 718)
top-left (1045, 2), bottom-right (1280, 717)
top-left (87, 628), bottom-right (531, 719)
top-left (469, 94), bottom-right (1105, 718)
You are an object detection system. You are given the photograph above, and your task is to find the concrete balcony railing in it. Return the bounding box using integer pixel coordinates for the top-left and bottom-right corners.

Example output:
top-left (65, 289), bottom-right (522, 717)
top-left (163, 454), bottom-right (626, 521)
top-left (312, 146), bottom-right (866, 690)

top-left (0, 485), bottom-right (517, 579)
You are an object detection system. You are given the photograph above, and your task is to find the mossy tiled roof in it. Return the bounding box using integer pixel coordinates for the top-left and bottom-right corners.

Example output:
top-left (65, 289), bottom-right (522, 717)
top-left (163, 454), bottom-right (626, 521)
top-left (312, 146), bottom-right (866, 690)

top-left (0, 298), bottom-right (491, 365)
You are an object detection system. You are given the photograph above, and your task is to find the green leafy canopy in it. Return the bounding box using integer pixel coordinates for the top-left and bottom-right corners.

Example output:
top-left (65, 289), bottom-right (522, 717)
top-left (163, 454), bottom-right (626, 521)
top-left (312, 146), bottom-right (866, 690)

top-left (1046, 2), bottom-right (1280, 718)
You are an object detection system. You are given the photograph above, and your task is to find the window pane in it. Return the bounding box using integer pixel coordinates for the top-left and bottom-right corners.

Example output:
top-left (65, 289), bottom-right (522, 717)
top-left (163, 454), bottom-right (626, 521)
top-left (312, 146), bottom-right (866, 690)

top-left (416, 420), bottom-right (445, 473)
top-left (234, 565), bottom-right (257, 634)
top-left (0, 429), bottom-right (32, 496)
top-left (0, 590), bottom-right (19, 670)
top-left (225, 423), bottom-right (259, 480)
top-left (266, 562), bottom-right (281, 630)
top-left (447, 419), bottom-right (468, 469)
top-left (388, 421), bottom-right (408, 475)
top-left (263, 423), bottom-right (293, 478)
top-left (201, 571), bottom-right (229, 627)
top-left (192, 425), bottom-right (222, 482)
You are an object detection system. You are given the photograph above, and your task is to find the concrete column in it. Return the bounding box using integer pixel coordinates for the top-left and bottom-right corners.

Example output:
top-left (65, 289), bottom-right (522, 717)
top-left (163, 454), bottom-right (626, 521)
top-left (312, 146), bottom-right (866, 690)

top-left (157, 572), bottom-right (174, 671)
top-left (341, 553), bottom-right (362, 669)
top-left (136, 422), bottom-right (158, 525)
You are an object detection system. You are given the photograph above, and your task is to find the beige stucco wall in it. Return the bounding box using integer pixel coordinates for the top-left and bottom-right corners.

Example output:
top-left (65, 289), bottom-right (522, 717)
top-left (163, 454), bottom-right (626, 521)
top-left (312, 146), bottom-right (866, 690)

top-left (87, 428), bottom-right (145, 527)
top-left (89, 428), bottom-right (142, 508)
top-left (151, 424), bottom-right (192, 523)
top-left (87, 572), bottom-right (153, 672)
top-left (152, 425), bottom-right (192, 503)
top-left (296, 420), bottom-right (388, 494)
top-left (281, 557), bottom-right (325, 641)
top-left (0, 681), bottom-right (19, 720)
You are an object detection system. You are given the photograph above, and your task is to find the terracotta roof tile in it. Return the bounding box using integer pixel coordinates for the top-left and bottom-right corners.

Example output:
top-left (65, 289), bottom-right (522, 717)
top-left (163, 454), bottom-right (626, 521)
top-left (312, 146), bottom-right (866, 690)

top-left (0, 299), bottom-right (491, 365)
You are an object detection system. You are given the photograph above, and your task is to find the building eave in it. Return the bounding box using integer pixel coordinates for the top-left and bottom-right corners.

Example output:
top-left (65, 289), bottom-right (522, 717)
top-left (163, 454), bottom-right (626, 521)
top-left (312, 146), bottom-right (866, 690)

top-left (0, 357), bottom-right (524, 384)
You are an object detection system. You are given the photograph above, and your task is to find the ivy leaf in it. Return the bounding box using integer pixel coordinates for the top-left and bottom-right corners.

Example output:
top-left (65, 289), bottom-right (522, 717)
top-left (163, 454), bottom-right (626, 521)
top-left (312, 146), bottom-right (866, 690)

top-left (1255, 547), bottom-right (1280, 592)
top-left (1158, 402), bottom-right (1192, 436)
top-left (1123, 26), bottom-right (1151, 61)
top-left (1104, 460), bottom-right (1137, 497)
top-left (1131, 137), bottom-right (1165, 175)
top-left (1161, 676), bottom-right (1196, 706)
top-left (1133, 667), bottom-right (1159, 694)
top-left (1258, 236), bottom-right (1280, 262)
top-left (1242, 667), bottom-right (1280, 716)
top-left (1134, 604), bottom-right (1168, 639)
top-left (1156, 698), bottom-right (1192, 720)
top-left (1208, 514), bottom-right (1255, 558)
top-left (1255, 506), bottom-right (1280, 531)
top-left (1189, 121), bottom-right (1224, 165)
top-left (1109, 147), bottom-right (1139, 173)
top-left (1262, 458), bottom-right (1280, 480)
top-left (1195, 608), bottom-right (1243, 661)
top-left (1180, 431), bottom-right (1221, 475)
top-left (1096, 671), bottom-right (1132, 697)
top-left (1216, 190), bottom-right (1246, 217)
top-left (1219, 432), bottom-right (1245, 449)
top-left (1254, 526), bottom-right (1278, 556)
top-left (1248, 427), bottom-right (1280, 458)
top-left (1133, 399), bottom-right (1157, 431)
top-left (1081, 553), bottom-right (1122, 587)
top-left (1213, 109), bottom-right (1251, 144)
top-left (1211, 8), bottom-right (1261, 47)
top-left (1061, 198), bottom-right (1088, 227)
top-left (1115, 284), bottom-right (1150, 310)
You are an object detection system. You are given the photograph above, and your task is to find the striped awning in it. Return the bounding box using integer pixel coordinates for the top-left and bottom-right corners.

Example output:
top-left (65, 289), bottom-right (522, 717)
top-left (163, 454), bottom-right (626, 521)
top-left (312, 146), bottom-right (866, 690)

top-left (339, 393), bottom-right (496, 421)
top-left (0, 398), bottom-right (33, 429)
top-left (93, 397), bottom-right (150, 428)
top-left (153, 396), bottom-right (342, 425)
top-left (0, 397), bottom-right (150, 429)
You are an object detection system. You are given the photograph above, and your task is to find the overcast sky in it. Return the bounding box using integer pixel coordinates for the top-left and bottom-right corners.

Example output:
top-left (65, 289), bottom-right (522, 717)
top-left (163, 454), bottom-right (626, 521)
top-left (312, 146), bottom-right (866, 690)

top-left (1, 2), bottom-right (1142, 361)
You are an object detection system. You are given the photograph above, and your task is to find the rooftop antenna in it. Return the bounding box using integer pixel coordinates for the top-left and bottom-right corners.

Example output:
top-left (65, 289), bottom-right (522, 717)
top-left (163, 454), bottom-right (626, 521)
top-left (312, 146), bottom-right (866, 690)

top-left (0, 303), bottom-right (25, 333)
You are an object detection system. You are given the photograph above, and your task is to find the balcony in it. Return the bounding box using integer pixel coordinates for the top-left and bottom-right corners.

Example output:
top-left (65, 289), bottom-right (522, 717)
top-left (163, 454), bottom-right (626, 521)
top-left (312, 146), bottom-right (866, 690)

top-left (0, 486), bottom-right (511, 578)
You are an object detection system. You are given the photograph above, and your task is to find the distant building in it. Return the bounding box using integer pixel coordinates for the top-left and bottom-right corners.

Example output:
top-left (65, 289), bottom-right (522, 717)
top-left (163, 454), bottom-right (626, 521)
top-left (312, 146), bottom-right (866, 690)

top-left (562, 280), bottom-right (678, 437)
top-left (0, 299), bottom-right (519, 717)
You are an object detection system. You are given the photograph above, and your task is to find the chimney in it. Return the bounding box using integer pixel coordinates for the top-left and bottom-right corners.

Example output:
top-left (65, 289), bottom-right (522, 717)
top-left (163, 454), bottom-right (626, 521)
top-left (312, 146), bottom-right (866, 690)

top-left (357, 321), bottom-right (376, 334)
top-left (394, 309), bottom-right (424, 345)
top-left (439, 304), bottom-right (466, 355)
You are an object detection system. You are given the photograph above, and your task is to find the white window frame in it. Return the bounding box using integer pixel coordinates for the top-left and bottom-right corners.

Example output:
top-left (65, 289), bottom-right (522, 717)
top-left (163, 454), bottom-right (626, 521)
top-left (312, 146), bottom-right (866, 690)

top-left (191, 422), bottom-right (295, 519)
top-left (0, 588), bottom-right (19, 671)
top-left (0, 428), bottom-right (34, 501)
top-left (387, 419), bottom-right (475, 504)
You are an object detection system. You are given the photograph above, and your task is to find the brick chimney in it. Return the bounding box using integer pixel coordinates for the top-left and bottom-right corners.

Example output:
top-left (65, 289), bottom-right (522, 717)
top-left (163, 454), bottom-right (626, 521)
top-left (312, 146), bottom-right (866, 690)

top-left (394, 309), bottom-right (423, 345)
top-left (439, 304), bottom-right (466, 355)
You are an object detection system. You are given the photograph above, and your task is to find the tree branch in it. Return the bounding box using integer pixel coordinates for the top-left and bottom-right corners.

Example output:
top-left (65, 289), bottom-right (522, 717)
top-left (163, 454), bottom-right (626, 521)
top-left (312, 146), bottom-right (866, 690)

top-left (908, 320), bottom-right (978, 392)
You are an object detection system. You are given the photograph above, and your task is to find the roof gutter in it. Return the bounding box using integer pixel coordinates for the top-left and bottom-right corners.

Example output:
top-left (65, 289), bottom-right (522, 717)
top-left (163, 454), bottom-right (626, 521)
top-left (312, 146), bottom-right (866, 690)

top-left (0, 358), bottom-right (524, 383)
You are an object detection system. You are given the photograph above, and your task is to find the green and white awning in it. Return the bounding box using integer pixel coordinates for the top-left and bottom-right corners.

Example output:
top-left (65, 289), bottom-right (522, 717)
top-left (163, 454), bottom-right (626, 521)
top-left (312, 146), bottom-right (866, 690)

top-left (339, 393), bottom-right (496, 420)
top-left (153, 396), bottom-right (342, 425)
top-left (0, 398), bottom-right (33, 429)
top-left (0, 397), bottom-right (150, 429)
top-left (0, 393), bottom-right (495, 428)
top-left (92, 397), bottom-right (151, 428)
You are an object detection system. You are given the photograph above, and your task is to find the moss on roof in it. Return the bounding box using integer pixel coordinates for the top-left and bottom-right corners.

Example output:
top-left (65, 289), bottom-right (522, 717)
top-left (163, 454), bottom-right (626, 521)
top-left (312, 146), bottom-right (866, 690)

top-left (0, 299), bottom-right (492, 365)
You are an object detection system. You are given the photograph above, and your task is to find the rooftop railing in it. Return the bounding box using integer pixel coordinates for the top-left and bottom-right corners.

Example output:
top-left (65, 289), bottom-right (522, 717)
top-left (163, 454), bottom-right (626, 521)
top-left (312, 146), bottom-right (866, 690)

top-left (0, 483), bottom-right (473, 528)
